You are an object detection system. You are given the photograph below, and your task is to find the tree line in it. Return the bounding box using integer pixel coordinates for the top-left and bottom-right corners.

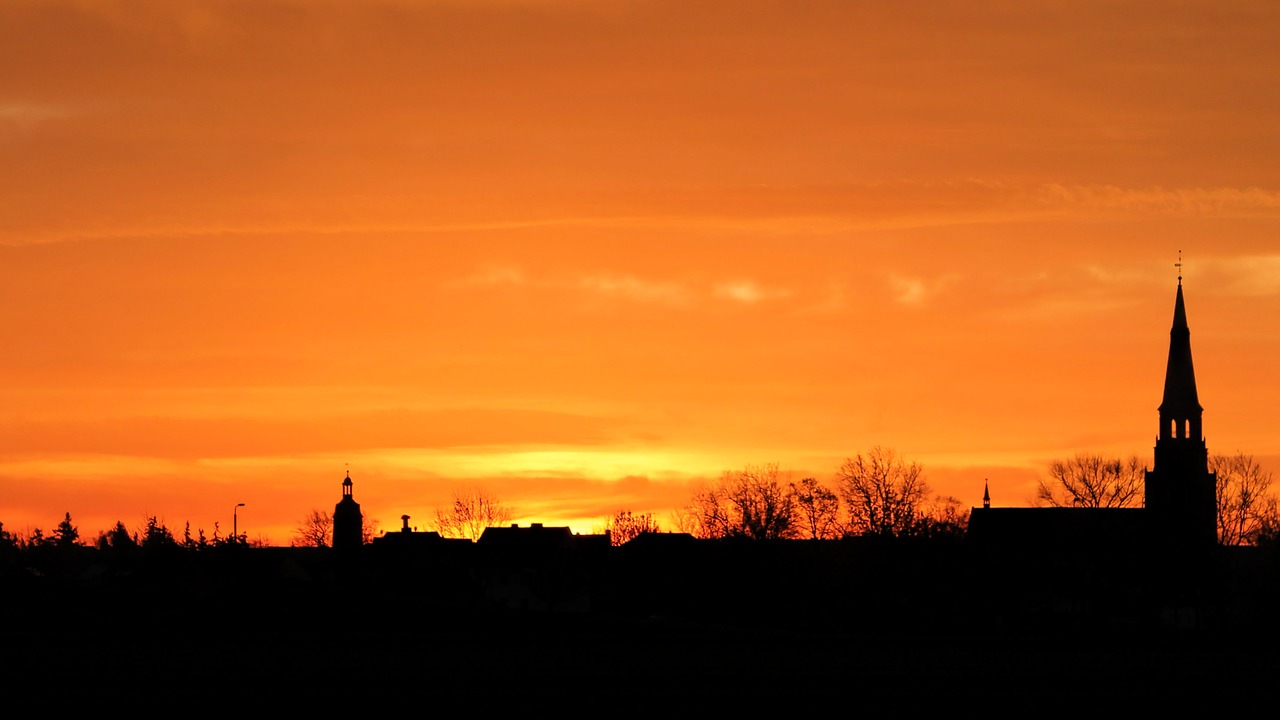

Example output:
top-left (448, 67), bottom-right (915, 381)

top-left (1034, 450), bottom-right (1280, 546)
top-left (0, 512), bottom-right (255, 555)
top-left (662, 447), bottom-right (967, 542)
top-left (286, 449), bottom-right (965, 547)
top-left (612, 446), bottom-right (1278, 546)
top-left (12, 448), bottom-right (1275, 552)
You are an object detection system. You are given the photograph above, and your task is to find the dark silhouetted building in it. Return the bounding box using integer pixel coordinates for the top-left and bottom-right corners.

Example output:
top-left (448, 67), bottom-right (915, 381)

top-left (370, 514), bottom-right (458, 550)
top-left (963, 276), bottom-right (1229, 629)
top-left (1143, 278), bottom-right (1218, 546)
top-left (333, 471), bottom-right (363, 550)
top-left (969, 276), bottom-right (1219, 550)
top-left (475, 523), bottom-right (610, 611)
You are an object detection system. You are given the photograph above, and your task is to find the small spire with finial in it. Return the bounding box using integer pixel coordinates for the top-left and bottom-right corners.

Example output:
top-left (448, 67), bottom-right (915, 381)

top-left (1175, 250), bottom-right (1182, 285)
top-left (983, 479), bottom-right (990, 509)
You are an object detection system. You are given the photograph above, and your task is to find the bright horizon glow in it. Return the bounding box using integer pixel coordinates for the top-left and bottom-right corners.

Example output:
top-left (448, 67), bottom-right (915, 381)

top-left (3, 1), bottom-right (1280, 545)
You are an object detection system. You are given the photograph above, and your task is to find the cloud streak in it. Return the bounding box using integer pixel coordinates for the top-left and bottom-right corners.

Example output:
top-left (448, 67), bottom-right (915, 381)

top-left (1038, 184), bottom-right (1280, 216)
top-left (0, 407), bottom-right (631, 461)
top-left (8, 181), bottom-right (1280, 249)
top-left (713, 280), bottom-right (791, 304)
top-left (1208, 255), bottom-right (1280, 296)
top-left (579, 275), bottom-right (690, 305)
top-left (0, 101), bottom-right (71, 127)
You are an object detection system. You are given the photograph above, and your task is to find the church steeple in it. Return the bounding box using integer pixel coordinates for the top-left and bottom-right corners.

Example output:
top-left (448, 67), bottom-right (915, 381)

top-left (1144, 270), bottom-right (1217, 546)
top-left (1157, 280), bottom-right (1202, 442)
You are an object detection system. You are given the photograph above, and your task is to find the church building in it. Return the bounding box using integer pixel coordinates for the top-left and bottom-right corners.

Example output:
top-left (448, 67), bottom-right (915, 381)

top-left (1143, 277), bottom-right (1218, 546)
top-left (968, 272), bottom-right (1219, 550)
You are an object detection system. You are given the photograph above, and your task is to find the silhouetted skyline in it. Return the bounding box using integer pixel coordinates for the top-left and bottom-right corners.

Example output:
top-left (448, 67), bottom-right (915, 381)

top-left (3, 2), bottom-right (1280, 546)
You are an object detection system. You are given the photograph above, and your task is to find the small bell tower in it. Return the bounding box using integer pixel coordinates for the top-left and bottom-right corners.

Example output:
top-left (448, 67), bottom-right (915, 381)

top-left (333, 469), bottom-right (364, 551)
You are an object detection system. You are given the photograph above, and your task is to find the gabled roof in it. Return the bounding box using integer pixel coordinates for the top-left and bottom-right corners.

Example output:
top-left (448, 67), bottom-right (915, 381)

top-left (967, 507), bottom-right (1150, 550)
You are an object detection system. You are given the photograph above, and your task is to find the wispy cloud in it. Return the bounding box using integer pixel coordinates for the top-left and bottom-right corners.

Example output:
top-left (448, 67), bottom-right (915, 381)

top-left (713, 279), bottom-right (790, 304)
top-left (579, 275), bottom-right (689, 305)
top-left (0, 406), bottom-right (627, 461)
top-left (1210, 255), bottom-right (1280, 296)
top-left (801, 282), bottom-right (848, 314)
top-left (1038, 184), bottom-right (1280, 216)
top-left (890, 275), bottom-right (929, 305)
top-left (889, 274), bottom-right (963, 307)
top-left (457, 268), bottom-right (792, 308)
top-left (14, 181), bottom-right (1280, 250)
top-left (0, 101), bottom-right (70, 128)
top-left (1082, 265), bottom-right (1153, 286)
top-left (458, 265), bottom-right (526, 287)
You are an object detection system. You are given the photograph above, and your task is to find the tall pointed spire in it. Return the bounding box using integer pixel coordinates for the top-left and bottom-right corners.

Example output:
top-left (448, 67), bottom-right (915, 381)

top-left (1158, 281), bottom-right (1202, 439)
top-left (1145, 269), bottom-right (1217, 546)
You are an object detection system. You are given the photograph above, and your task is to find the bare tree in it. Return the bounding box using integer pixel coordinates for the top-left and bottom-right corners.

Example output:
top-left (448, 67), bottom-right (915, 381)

top-left (361, 516), bottom-right (382, 545)
top-left (679, 463), bottom-right (798, 540)
top-left (1034, 453), bottom-right (1144, 509)
top-left (726, 464), bottom-right (798, 540)
top-left (601, 510), bottom-right (661, 546)
top-left (1253, 497), bottom-right (1280, 546)
top-left (1210, 452), bottom-right (1277, 545)
top-left (292, 509), bottom-right (333, 548)
top-left (836, 447), bottom-right (930, 537)
top-left (676, 482), bottom-right (733, 538)
top-left (433, 488), bottom-right (513, 540)
top-left (917, 495), bottom-right (970, 539)
top-left (790, 477), bottom-right (841, 539)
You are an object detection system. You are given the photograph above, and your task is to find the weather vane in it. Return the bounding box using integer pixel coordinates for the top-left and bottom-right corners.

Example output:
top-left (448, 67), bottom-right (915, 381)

top-left (1175, 250), bottom-right (1182, 285)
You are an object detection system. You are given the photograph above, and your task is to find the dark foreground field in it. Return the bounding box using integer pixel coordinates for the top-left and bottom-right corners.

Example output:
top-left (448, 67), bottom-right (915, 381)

top-left (4, 587), bottom-right (1277, 711)
top-left (3, 540), bottom-right (1277, 710)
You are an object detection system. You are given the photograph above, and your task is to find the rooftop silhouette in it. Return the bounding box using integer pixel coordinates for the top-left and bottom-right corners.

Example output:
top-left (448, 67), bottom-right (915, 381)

top-left (2, 271), bottom-right (1278, 706)
top-left (969, 275), bottom-right (1219, 550)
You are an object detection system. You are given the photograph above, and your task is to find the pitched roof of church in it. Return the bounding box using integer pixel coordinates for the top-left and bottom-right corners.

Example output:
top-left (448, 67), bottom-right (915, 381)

top-left (967, 507), bottom-right (1150, 550)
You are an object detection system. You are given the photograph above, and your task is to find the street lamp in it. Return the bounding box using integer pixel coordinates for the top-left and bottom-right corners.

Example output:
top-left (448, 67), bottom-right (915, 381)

top-left (233, 503), bottom-right (246, 544)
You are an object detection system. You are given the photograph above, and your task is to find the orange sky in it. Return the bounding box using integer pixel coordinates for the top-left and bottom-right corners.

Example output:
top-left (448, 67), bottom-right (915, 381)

top-left (3, 1), bottom-right (1279, 544)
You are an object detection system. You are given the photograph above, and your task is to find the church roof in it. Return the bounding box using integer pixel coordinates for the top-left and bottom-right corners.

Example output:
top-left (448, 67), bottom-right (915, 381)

top-left (967, 507), bottom-right (1150, 550)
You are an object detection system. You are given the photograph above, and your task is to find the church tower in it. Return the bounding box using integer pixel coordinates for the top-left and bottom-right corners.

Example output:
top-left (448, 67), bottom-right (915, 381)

top-left (333, 470), bottom-right (364, 551)
top-left (1144, 274), bottom-right (1218, 546)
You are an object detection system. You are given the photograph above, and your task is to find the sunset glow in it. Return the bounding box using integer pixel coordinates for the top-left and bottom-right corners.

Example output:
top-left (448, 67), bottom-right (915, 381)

top-left (3, 1), bottom-right (1280, 544)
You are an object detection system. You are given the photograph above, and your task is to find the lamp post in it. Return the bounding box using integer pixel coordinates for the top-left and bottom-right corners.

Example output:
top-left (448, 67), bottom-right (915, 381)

top-left (233, 503), bottom-right (245, 544)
